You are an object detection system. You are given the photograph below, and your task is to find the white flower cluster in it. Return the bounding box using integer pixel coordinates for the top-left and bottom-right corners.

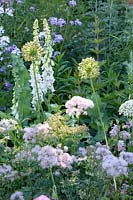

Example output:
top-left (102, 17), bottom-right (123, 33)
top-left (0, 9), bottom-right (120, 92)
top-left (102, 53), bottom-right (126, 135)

top-left (10, 191), bottom-right (24, 200)
top-left (38, 145), bottom-right (76, 169)
top-left (0, 26), bottom-right (10, 61)
top-left (0, 118), bottom-right (18, 133)
top-left (29, 19), bottom-right (55, 110)
top-left (95, 143), bottom-right (128, 177)
top-left (29, 63), bottom-right (44, 110)
top-left (0, 164), bottom-right (18, 182)
top-left (23, 122), bottom-right (51, 143)
top-left (65, 96), bottom-right (94, 117)
top-left (41, 18), bottom-right (55, 95)
top-left (119, 99), bottom-right (133, 117)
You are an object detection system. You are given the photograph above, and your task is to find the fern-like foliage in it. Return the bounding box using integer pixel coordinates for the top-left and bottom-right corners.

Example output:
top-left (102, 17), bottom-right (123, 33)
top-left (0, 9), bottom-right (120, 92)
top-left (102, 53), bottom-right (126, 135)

top-left (11, 55), bottom-right (32, 123)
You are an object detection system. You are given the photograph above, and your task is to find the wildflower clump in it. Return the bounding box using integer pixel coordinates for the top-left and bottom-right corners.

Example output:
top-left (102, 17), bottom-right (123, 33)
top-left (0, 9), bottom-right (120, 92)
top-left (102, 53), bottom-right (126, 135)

top-left (119, 99), bottom-right (133, 117)
top-left (78, 57), bottom-right (100, 79)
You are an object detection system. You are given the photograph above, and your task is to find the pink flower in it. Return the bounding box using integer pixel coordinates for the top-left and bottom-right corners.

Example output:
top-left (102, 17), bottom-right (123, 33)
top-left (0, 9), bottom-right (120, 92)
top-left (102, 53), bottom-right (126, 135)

top-left (34, 195), bottom-right (51, 200)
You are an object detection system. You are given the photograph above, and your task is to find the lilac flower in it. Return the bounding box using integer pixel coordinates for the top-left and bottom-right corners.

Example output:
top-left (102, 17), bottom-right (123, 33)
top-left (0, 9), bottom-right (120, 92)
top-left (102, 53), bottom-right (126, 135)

top-left (69, 19), bottom-right (82, 26)
top-left (3, 81), bottom-right (13, 89)
top-left (17, 0), bottom-right (23, 4)
top-left (52, 51), bottom-right (60, 59)
top-left (49, 17), bottom-right (58, 25)
top-left (120, 151), bottom-right (133, 165)
top-left (0, 67), bottom-right (6, 73)
top-left (5, 7), bottom-right (14, 16)
top-left (118, 140), bottom-right (125, 152)
top-left (6, 44), bottom-right (21, 55)
top-left (69, 0), bottom-right (77, 7)
top-left (75, 19), bottom-right (82, 26)
top-left (69, 20), bottom-right (75, 26)
top-left (49, 17), bottom-right (66, 27)
top-left (30, 6), bottom-right (35, 12)
top-left (53, 33), bottom-right (63, 44)
top-left (10, 191), bottom-right (24, 200)
top-left (120, 131), bottom-right (130, 140)
top-left (57, 18), bottom-right (66, 27)
top-left (124, 121), bottom-right (132, 129)
top-left (109, 124), bottom-right (119, 137)
top-left (102, 154), bottom-right (128, 177)
top-left (0, 106), bottom-right (7, 111)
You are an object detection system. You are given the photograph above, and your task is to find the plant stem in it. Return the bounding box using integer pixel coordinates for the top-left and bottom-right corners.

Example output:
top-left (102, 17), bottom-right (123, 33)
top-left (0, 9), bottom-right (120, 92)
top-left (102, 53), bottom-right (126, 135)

top-left (113, 176), bottom-right (117, 192)
top-left (90, 78), bottom-right (109, 147)
top-left (49, 167), bottom-right (58, 200)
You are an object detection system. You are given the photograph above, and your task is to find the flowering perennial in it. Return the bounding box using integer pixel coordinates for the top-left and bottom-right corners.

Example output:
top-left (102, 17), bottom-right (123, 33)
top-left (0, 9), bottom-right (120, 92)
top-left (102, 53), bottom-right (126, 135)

top-left (65, 96), bottom-right (94, 117)
top-left (119, 99), bottom-right (133, 117)
top-left (78, 57), bottom-right (100, 79)
top-left (38, 145), bottom-right (76, 169)
top-left (10, 191), bottom-right (24, 200)
top-left (0, 118), bottom-right (18, 132)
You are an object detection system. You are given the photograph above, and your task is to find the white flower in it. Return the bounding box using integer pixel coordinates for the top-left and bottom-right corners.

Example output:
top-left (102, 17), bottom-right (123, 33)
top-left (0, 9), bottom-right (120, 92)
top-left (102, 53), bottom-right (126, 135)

top-left (0, 6), bottom-right (4, 15)
top-left (119, 99), bottom-right (133, 117)
top-left (0, 36), bottom-right (10, 48)
top-left (5, 8), bottom-right (14, 16)
top-left (0, 26), bottom-right (4, 36)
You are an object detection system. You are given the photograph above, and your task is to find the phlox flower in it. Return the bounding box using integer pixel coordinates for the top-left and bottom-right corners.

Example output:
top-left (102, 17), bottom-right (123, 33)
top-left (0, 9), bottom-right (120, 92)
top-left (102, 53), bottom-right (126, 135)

top-left (65, 96), bottom-right (94, 117)
top-left (34, 195), bottom-right (51, 200)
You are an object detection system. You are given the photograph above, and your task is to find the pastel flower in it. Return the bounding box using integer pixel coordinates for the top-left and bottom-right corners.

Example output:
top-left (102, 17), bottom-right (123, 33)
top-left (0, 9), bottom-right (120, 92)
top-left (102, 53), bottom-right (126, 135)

top-left (53, 33), bottom-right (63, 44)
top-left (10, 191), bottom-right (24, 200)
top-left (74, 19), bottom-right (82, 26)
top-left (49, 17), bottom-right (58, 25)
top-left (69, 0), bottom-right (77, 7)
top-left (65, 96), bottom-right (94, 117)
top-left (34, 195), bottom-right (51, 200)
top-left (119, 99), bottom-right (133, 117)
top-left (78, 57), bottom-right (100, 79)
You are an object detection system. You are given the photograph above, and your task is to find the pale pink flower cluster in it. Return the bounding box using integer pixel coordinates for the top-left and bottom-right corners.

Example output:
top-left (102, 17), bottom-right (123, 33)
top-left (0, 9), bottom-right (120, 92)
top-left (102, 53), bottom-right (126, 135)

top-left (0, 164), bottom-right (18, 182)
top-left (23, 123), bottom-right (51, 143)
top-left (38, 145), bottom-right (76, 169)
top-left (34, 195), bottom-right (51, 200)
top-left (0, 118), bottom-right (18, 132)
top-left (65, 96), bottom-right (94, 117)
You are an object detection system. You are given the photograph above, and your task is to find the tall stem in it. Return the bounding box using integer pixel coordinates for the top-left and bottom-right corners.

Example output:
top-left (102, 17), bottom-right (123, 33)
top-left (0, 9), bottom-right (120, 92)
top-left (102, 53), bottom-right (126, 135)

top-left (50, 167), bottom-right (59, 200)
top-left (90, 78), bottom-right (109, 147)
top-left (113, 176), bottom-right (117, 192)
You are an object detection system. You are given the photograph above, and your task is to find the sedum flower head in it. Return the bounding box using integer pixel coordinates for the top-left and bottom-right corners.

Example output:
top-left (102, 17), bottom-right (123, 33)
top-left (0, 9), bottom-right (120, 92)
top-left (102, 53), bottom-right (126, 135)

top-left (78, 57), bottom-right (100, 79)
top-left (22, 41), bottom-right (43, 62)
top-left (119, 99), bottom-right (133, 117)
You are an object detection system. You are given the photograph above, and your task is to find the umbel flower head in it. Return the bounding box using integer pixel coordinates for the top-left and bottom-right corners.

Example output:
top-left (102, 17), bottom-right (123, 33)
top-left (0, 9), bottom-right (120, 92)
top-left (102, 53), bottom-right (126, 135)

top-left (119, 99), bottom-right (133, 118)
top-left (22, 41), bottom-right (43, 62)
top-left (78, 57), bottom-right (100, 79)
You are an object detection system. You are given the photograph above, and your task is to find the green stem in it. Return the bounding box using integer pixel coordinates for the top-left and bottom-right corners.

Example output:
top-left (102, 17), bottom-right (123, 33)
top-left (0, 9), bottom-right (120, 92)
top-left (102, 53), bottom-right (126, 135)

top-left (49, 167), bottom-right (58, 200)
top-left (113, 176), bottom-right (117, 192)
top-left (32, 62), bottom-right (44, 121)
top-left (90, 78), bottom-right (109, 147)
